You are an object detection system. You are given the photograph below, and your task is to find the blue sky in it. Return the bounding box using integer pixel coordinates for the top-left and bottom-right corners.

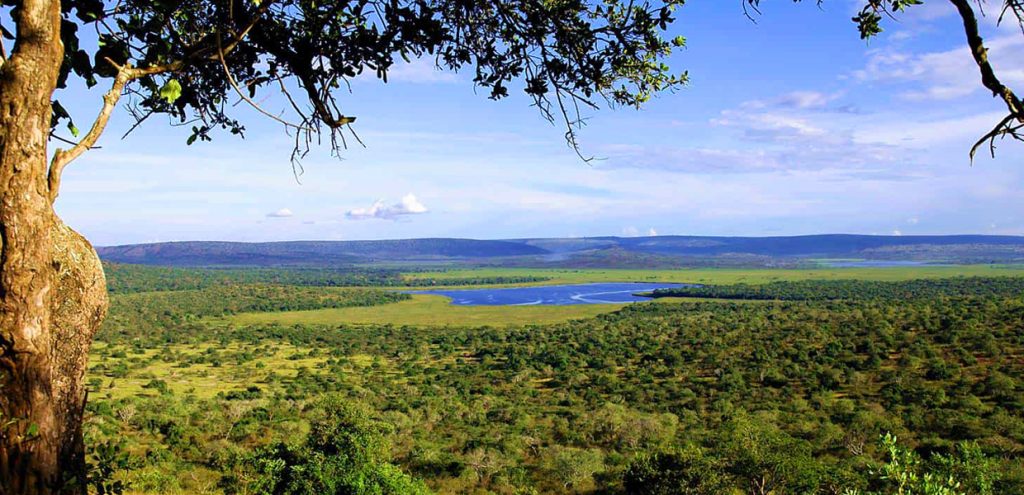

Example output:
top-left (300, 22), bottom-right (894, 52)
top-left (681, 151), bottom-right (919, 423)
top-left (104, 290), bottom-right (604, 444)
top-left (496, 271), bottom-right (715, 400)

top-left (54, 1), bottom-right (1024, 245)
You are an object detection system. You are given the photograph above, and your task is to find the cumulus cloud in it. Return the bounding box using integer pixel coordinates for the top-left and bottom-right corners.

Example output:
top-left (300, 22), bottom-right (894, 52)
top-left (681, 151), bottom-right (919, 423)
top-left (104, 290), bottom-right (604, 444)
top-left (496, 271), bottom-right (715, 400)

top-left (346, 194), bottom-right (429, 220)
top-left (266, 208), bottom-right (294, 218)
top-left (621, 226), bottom-right (658, 237)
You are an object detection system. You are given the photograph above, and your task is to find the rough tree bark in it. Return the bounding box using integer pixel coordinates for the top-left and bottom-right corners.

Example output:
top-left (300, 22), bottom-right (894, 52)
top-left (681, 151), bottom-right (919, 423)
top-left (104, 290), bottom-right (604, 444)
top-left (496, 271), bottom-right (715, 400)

top-left (0, 1), bottom-right (108, 494)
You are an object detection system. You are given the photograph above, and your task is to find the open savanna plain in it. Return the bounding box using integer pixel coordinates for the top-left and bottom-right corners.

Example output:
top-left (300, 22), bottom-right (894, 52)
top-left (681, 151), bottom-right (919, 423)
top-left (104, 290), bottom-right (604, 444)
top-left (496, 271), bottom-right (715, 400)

top-left (229, 264), bottom-right (1024, 327)
top-left (85, 263), bottom-right (1024, 494)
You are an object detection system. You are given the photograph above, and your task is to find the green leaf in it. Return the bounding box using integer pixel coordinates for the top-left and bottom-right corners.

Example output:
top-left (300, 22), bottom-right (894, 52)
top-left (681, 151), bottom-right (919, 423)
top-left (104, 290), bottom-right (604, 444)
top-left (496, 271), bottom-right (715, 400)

top-left (25, 423), bottom-right (38, 438)
top-left (159, 79), bottom-right (183, 104)
top-left (68, 122), bottom-right (80, 138)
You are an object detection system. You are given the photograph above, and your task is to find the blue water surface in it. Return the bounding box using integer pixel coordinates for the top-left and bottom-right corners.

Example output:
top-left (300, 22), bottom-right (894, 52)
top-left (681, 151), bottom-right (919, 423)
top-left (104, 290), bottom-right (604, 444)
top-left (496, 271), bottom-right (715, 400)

top-left (408, 282), bottom-right (694, 306)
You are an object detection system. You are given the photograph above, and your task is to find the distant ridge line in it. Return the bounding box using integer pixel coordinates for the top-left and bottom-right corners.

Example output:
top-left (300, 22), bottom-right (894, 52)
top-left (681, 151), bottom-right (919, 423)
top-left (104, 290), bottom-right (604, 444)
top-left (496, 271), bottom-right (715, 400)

top-left (96, 234), bottom-right (1024, 267)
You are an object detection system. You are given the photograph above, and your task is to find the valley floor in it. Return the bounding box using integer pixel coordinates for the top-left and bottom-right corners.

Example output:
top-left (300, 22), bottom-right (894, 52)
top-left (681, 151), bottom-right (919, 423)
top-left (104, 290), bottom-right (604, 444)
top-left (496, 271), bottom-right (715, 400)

top-left (86, 265), bottom-right (1024, 494)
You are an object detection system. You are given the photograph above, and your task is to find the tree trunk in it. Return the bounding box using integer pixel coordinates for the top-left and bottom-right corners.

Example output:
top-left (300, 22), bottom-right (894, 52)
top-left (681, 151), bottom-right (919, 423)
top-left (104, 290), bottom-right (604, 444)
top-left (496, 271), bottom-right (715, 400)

top-left (0, 1), bottom-right (109, 493)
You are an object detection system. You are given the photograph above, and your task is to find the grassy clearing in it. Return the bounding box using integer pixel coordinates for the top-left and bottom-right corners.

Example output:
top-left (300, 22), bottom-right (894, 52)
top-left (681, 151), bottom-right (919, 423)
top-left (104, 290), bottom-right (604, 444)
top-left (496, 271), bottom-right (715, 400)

top-left (402, 265), bottom-right (1024, 287)
top-left (88, 342), bottom-right (331, 400)
top-left (221, 265), bottom-right (1024, 328)
top-left (222, 294), bottom-right (625, 327)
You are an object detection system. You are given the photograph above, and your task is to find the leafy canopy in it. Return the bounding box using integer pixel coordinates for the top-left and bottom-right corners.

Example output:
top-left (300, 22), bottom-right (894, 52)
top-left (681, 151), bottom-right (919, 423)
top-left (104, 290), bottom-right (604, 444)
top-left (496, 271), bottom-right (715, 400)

top-left (42, 0), bottom-right (689, 159)
top-left (8, 0), bottom-right (1021, 162)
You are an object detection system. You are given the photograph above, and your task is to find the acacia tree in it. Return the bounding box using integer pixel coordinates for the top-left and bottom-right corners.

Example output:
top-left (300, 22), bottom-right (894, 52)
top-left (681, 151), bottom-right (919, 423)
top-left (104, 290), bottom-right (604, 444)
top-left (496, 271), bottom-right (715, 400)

top-left (0, 1), bottom-right (687, 493)
top-left (0, 0), bottom-right (1019, 494)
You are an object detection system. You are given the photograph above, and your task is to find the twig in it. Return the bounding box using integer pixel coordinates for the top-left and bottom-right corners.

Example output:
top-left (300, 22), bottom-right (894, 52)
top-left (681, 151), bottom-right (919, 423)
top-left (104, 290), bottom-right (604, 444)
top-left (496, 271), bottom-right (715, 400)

top-left (48, 132), bottom-right (101, 149)
top-left (970, 113), bottom-right (1024, 162)
top-left (216, 33), bottom-right (312, 132)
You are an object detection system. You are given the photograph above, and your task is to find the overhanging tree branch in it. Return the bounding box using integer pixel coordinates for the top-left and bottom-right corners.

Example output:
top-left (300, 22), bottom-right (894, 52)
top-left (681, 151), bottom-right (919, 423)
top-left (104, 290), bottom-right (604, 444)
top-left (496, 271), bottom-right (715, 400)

top-left (950, 0), bottom-right (1023, 115)
top-left (46, 57), bottom-right (192, 202)
top-left (46, 1), bottom-right (286, 202)
top-left (47, 67), bottom-right (131, 202)
top-left (949, 0), bottom-right (1024, 160)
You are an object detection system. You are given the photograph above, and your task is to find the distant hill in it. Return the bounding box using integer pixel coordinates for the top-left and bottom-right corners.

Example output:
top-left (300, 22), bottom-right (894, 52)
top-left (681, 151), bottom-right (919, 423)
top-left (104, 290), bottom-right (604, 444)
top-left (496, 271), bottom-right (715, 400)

top-left (580, 234), bottom-right (1024, 257)
top-left (97, 234), bottom-right (1024, 267)
top-left (97, 239), bottom-right (549, 266)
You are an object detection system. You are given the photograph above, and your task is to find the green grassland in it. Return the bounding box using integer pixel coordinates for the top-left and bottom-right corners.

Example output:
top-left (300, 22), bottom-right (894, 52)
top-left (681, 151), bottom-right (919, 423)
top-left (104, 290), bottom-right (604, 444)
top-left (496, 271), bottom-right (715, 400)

top-left (224, 265), bottom-right (1024, 327)
top-left (222, 294), bottom-right (626, 327)
top-left (403, 264), bottom-right (1024, 286)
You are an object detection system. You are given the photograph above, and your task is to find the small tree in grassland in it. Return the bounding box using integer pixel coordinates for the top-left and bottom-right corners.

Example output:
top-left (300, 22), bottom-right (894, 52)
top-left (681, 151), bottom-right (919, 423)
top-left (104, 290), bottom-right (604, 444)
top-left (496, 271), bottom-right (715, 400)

top-left (546, 446), bottom-right (605, 491)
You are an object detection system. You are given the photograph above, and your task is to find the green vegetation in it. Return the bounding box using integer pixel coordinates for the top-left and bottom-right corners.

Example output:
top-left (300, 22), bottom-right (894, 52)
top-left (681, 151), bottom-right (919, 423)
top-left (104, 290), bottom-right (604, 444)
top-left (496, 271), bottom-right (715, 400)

top-left (104, 262), bottom-right (552, 293)
top-left (648, 277), bottom-right (1024, 301)
top-left (222, 294), bottom-right (625, 328)
top-left (404, 265), bottom-right (1024, 286)
top-left (229, 395), bottom-right (432, 495)
top-left (82, 264), bottom-right (1024, 494)
top-left (103, 285), bottom-right (409, 340)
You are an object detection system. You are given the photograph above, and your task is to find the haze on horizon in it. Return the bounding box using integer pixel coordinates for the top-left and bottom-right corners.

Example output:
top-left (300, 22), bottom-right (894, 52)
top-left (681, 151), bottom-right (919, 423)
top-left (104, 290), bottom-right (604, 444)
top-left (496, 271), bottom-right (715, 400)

top-left (56, 1), bottom-right (1024, 246)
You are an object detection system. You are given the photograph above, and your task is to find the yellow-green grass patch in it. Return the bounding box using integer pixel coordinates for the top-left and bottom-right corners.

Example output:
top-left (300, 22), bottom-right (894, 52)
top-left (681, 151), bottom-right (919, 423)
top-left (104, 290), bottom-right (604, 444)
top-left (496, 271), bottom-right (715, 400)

top-left (220, 294), bottom-right (624, 328)
top-left (87, 342), bottom-right (330, 401)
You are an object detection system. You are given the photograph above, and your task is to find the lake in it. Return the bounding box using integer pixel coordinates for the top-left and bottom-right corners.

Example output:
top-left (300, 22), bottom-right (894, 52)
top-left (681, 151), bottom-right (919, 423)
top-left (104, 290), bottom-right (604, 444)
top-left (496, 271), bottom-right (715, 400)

top-left (409, 282), bottom-right (693, 306)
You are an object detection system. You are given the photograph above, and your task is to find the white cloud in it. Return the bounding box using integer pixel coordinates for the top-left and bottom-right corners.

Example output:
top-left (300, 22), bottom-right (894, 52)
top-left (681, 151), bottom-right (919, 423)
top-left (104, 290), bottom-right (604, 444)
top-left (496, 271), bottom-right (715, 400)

top-left (892, 229), bottom-right (903, 236)
top-left (385, 58), bottom-right (459, 84)
top-left (853, 35), bottom-right (1024, 101)
top-left (266, 208), bottom-right (294, 218)
top-left (714, 111), bottom-right (828, 140)
top-left (632, 101), bottom-right (911, 176)
top-left (346, 194), bottom-right (429, 220)
top-left (621, 226), bottom-right (659, 237)
top-left (853, 110), bottom-right (1007, 146)
top-left (742, 91), bottom-right (841, 111)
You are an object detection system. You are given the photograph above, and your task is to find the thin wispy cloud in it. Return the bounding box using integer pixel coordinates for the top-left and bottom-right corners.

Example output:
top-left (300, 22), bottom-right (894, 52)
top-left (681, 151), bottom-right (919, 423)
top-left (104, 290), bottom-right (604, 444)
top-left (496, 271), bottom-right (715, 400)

top-left (742, 91), bottom-right (841, 111)
top-left (853, 35), bottom-right (1024, 101)
top-left (346, 194), bottom-right (429, 220)
top-left (601, 94), bottom-right (911, 177)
